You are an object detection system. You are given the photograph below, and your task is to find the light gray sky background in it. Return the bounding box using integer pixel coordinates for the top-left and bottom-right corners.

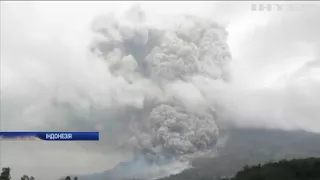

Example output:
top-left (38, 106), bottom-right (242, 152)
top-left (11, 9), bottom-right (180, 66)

top-left (1, 1), bottom-right (320, 180)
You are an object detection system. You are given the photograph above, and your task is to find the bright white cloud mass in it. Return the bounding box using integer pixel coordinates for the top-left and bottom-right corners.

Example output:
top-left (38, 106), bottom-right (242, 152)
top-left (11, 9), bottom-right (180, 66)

top-left (1, 1), bottom-right (320, 180)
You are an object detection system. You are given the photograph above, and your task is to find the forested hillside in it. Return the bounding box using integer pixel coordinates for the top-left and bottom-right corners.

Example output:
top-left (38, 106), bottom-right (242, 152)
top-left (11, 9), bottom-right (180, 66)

top-left (158, 128), bottom-right (320, 180)
top-left (2, 128), bottom-right (320, 180)
top-left (232, 158), bottom-right (320, 180)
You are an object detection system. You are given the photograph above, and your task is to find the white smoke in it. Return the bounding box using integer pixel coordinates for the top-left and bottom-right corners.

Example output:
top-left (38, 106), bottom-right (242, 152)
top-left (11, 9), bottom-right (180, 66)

top-left (1, 2), bottom-right (320, 180)
top-left (84, 5), bottom-right (231, 171)
top-left (1, 3), bottom-right (232, 179)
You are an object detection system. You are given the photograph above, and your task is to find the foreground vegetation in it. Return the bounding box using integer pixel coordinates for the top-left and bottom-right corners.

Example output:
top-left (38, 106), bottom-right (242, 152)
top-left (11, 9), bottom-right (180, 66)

top-left (159, 128), bottom-right (320, 180)
top-left (0, 168), bottom-right (76, 180)
top-left (1, 158), bottom-right (320, 180)
top-left (159, 158), bottom-right (320, 180)
top-left (231, 158), bottom-right (320, 180)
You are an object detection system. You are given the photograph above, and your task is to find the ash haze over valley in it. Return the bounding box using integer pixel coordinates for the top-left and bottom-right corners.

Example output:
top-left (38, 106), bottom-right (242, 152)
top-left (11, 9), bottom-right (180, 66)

top-left (1, 1), bottom-right (320, 180)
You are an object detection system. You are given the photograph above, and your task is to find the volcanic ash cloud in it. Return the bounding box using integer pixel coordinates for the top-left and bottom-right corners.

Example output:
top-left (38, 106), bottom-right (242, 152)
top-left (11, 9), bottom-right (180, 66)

top-left (89, 6), bottom-right (232, 165)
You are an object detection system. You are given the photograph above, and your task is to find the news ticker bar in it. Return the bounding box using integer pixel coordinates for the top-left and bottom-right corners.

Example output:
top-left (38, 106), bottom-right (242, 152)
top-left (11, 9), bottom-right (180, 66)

top-left (0, 132), bottom-right (99, 141)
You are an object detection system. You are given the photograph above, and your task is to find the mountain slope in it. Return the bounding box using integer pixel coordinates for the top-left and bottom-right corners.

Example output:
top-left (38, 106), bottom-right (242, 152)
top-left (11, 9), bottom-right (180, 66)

top-left (232, 158), bottom-right (320, 180)
top-left (77, 128), bottom-right (320, 180)
top-left (158, 128), bottom-right (320, 180)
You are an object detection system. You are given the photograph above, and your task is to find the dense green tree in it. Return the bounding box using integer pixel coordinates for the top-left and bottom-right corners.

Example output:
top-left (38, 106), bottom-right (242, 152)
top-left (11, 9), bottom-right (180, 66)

top-left (158, 158), bottom-right (320, 180)
top-left (1, 168), bottom-right (36, 180)
top-left (0, 168), bottom-right (11, 180)
top-left (21, 175), bottom-right (29, 180)
top-left (231, 158), bottom-right (320, 180)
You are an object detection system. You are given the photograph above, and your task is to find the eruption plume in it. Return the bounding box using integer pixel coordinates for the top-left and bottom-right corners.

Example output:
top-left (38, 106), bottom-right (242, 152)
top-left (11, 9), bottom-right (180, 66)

top-left (88, 5), bottom-right (231, 166)
top-left (2, 2), bottom-right (320, 180)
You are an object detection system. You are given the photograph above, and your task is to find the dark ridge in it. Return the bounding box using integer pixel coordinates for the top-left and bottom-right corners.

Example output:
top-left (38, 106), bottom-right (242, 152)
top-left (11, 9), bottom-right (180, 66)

top-left (231, 157), bottom-right (320, 180)
top-left (158, 128), bottom-right (320, 180)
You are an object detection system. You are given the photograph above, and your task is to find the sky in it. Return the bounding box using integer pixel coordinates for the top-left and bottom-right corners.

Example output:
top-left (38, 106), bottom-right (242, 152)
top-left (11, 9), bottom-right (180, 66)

top-left (1, 1), bottom-right (320, 180)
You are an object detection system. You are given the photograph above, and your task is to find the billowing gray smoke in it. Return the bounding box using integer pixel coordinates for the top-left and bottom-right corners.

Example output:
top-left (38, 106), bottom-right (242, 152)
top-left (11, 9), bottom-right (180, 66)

top-left (88, 5), bottom-right (231, 164)
top-left (2, 2), bottom-right (320, 180)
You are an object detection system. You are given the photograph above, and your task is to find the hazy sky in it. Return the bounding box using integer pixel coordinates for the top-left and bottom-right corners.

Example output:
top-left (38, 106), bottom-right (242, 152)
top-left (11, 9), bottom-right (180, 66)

top-left (1, 1), bottom-right (320, 180)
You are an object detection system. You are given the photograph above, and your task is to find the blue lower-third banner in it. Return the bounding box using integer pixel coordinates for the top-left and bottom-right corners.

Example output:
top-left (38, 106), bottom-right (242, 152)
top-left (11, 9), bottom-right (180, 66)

top-left (0, 132), bottom-right (99, 141)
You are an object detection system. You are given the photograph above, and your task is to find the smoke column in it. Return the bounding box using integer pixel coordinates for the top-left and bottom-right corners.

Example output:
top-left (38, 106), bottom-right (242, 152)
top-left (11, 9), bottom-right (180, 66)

top-left (2, 2), bottom-right (320, 180)
top-left (79, 5), bottom-right (232, 178)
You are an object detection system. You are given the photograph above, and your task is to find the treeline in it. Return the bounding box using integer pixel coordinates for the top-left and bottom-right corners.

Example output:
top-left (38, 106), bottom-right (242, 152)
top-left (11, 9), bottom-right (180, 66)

top-left (159, 158), bottom-right (320, 180)
top-left (231, 157), bottom-right (320, 180)
top-left (2, 158), bottom-right (320, 180)
top-left (158, 128), bottom-right (320, 180)
top-left (0, 168), bottom-right (77, 180)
